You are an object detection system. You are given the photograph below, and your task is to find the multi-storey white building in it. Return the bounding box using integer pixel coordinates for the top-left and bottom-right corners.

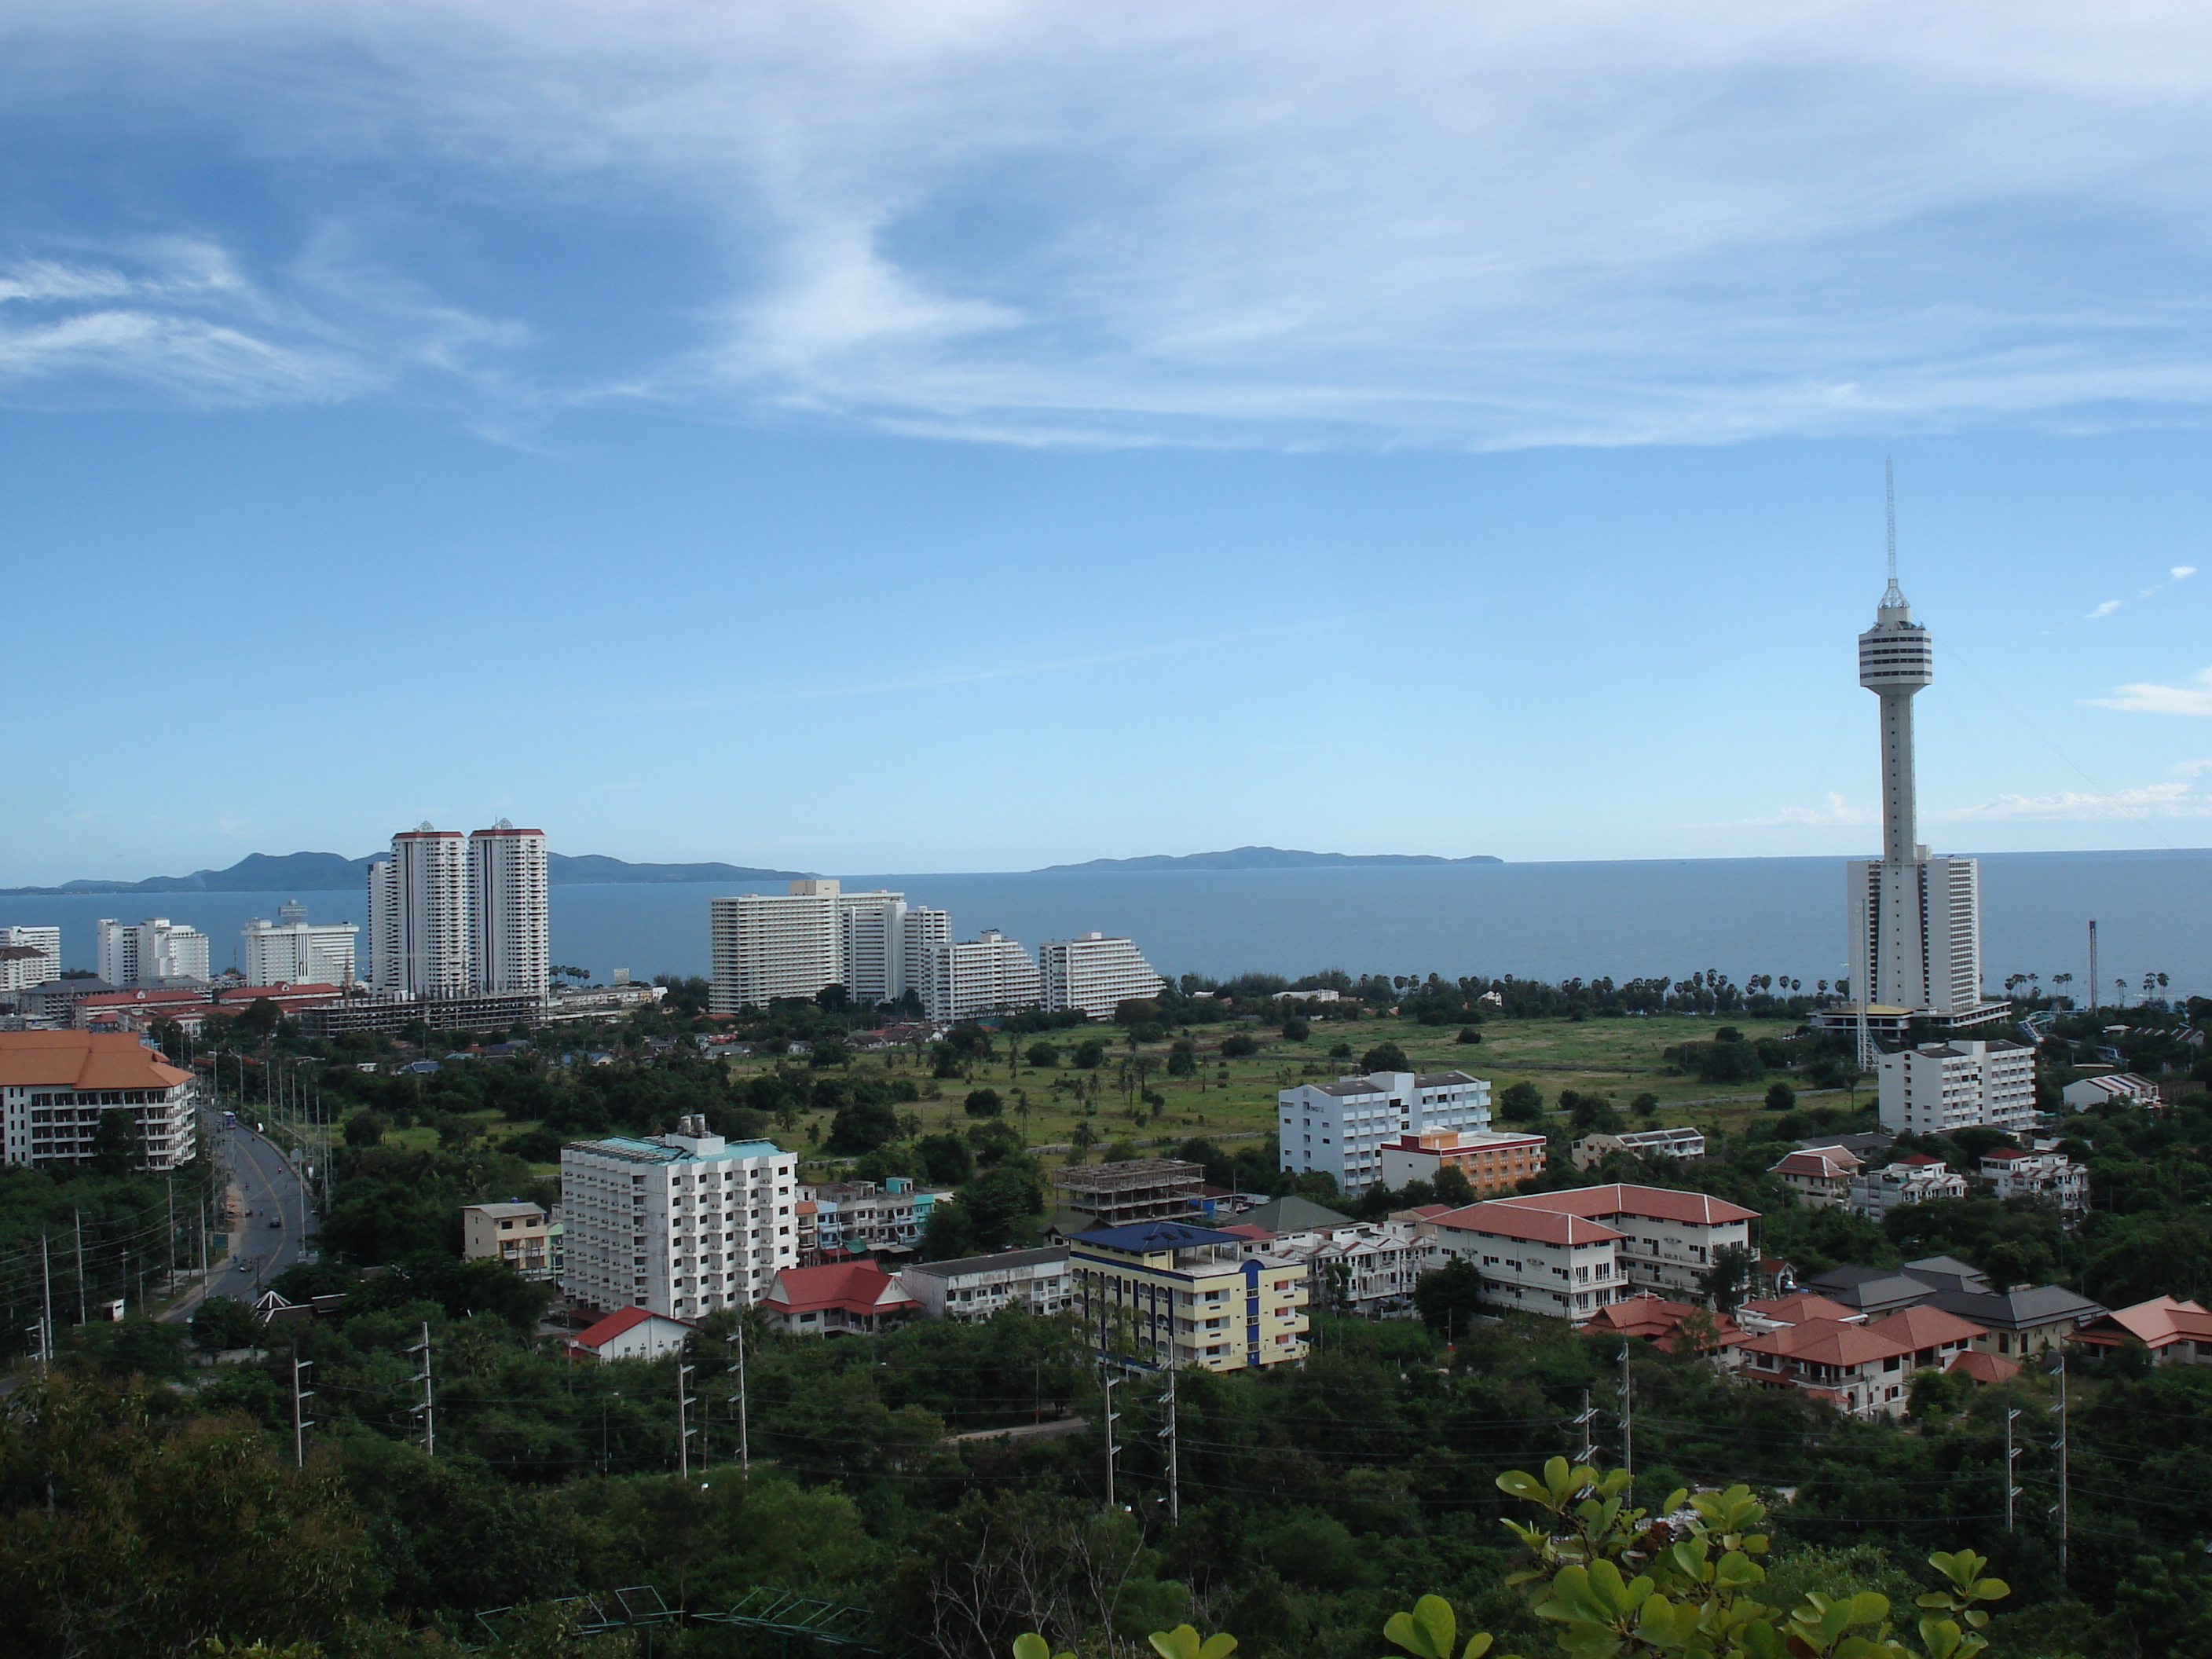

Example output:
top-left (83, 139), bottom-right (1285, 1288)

top-left (1040, 932), bottom-right (1164, 1022)
top-left (902, 1246), bottom-right (1072, 1320)
top-left (95, 917), bottom-right (211, 985)
top-left (1877, 1038), bottom-right (2035, 1136)
top-left (368, 825), bottom-right (471, 997)
top-left (0, 1030), bottom-right (198, 1171)
top-left (1486, 1185), bottom-right (1759, 1304)
top-left (469, 822), bottom-right (549, 998)
top-left (1979, 1149), bottom-right (2089, 1214)
top-left (837, 890), bottom-right (909, 1005)
top-left (558, 1118), bottom-right (797, 1319)
top-left (240, 903), bottom-right (359, 986)
top-left (0, 925), bottom-right (61, 991)
top-left (916, 929), bottom-right (1042, 1024)
top-left (1276, 1069), bottom-right (1492, 1194)
top-left (709, 879), bottom-right (842, 1013)
top-left (1847, 1155), bottom-right (1969, 1221)
top-left (1426, 1202), bottom-right (1627, 1320)
top-left (902, 907), bottom-right (950, 984)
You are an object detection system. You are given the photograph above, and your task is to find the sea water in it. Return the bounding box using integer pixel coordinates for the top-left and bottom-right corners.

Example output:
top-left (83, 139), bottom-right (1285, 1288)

top-left (5, 849), bottom-right (2206, 998)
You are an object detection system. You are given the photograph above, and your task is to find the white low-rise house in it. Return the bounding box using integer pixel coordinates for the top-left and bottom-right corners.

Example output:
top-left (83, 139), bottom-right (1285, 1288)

top-left (2060, 1072), bottom-right (2159, 1112)
top-left (1039, 933), bottom-right (1164, 1022)
top-left (1427, 1201), bottom-right (1627, 1320)
top-left (1847, 1155), bottom-right (1968, 1221)
top-left (901, 1246), bottom-right (1071, 1320)
top-left (1278, 1069), bottom-right (1492, 1194)
top-left (1271, 987), bottom-right (1341, 1003)
top-left (1488, 1185), bottom-right (1759, 1304)
top-left (1571, 1126), bottom-right (1706, 1170)
top-left (1769, 1145), bottom-right (1864, 1209)
top-left (1877, 1038), bottom-right (2035, 1135)
top-left (1978, 1148), bottom-right (2089, 1213)
top-left (559, 1118), bottom-right (797, 1319)
top-left (566, 1306), bottom-right (694, 1363)
top-left (1225, 1219), bottom-right (1427, 1313)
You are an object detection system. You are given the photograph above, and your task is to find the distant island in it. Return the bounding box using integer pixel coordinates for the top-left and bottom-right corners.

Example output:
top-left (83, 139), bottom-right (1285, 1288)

top-left (1035, 845), bottom-right (1503, 873)
top-left (0, 850), bottom-right (814, 897)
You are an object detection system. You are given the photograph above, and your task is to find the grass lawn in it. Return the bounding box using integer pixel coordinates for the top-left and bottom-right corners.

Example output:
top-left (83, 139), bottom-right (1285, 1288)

top-left (733, 1010), bottom-right (1854, 1170)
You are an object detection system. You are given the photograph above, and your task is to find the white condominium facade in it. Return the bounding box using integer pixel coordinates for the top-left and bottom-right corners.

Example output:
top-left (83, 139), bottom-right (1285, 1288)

top-left (709, 878), bottom-right (843, 1013)
top-left (902, 908), bottom-right (949, 984)
top-left (469, 822), bottom-right (550, 998)
top-left (558, 1117), bottom-right (799, 1319)
top-left (240, 903), bottom-right (358, 986)
top-left (0, 1030), bottom-right (199, 1172)
top-left (1040, 932), bottom-right (1164, 1022)
top-left (0, 926), bottom-right (61, 991)
top-left (368, 825), bottom-right (471, 997)
top-left (837, 889), bottom-right (910, 1005)
top-left (96, 917), bottom-right (211, 986)
top-left (1277, 1070), bottom-right (1492, 1194)
top-left (1877, 1038), bottom-right (2035, 1136)
top-left (917, 929), bottom-right (1043, 1024)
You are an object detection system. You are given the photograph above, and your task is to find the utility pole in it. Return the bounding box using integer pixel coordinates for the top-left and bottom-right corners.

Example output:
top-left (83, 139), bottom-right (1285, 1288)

top-left (1574, 1387), bottom-right (1599, 1463)
top-left (74, 1210), bottom-right (85, 1326)
top-left (727, 1324), bottom-right (749, 1474)
top-left (1101, 1364), bottom-right (1122, 1512)
top-left (408, 1322), bottom-right (435, 1456)
top-left (2003, 1398), bottom-right (2021, 1531)
top-left (1617, 1342), bottom-right (1634, 1486)
top-left (2051, 1354), bottom-right (2069, 1588)
top-left (1155, 1368), bottom-right (1180, 1522)
top-left (292, 1356), bottom-right (315, 1468)
top-left (39, 1234), bottom-right (53, 1373)
top-left (2087, 921), bottom-right (2098, 1015)
top-left (678, 1358), bottom-right (698, 1477)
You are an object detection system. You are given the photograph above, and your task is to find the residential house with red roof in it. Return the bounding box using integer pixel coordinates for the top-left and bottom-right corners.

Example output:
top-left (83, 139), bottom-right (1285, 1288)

top-left (1488, 1184), bottom-right (1759, 1305)
top-left (1426, 1200), bottom-right (1628, 1320)
top-left (1731, 1317), bottom-right (1917, 1419)
top-left (2071, 1296), bottom-right (2212, 1364)
top-left (566, 1306), bottom-right (695, 1363)
top-left (1866, 1303), bottom-right (1987, 1372)
top-left (1768, 1146), bottom-right (1862, 1210)
top-left (763, 1262), bottom-right (917, 1335)
top-left (1579, 1294), bottom-right (1743, 1354)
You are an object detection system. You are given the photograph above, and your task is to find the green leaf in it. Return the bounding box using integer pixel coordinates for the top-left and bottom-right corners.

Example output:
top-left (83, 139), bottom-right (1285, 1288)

top-left (1461, 1635), bottom-right (1492, 1659)
top-left (1151, 1628), bottom-right (1200, 1659)
top-left (1013, 1635), bottom-right (1052, 1659)
top-left (1197, 1636), bottom-right (1239, 1659)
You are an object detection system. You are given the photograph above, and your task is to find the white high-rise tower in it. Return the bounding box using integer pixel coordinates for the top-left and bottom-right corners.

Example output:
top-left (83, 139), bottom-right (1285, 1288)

top-left (1840, 467), bottom-right (1998, 1041)
top-left (470, 821), bottom-right (550, 998)
top-left (368, 824), bottom-right (471, 997)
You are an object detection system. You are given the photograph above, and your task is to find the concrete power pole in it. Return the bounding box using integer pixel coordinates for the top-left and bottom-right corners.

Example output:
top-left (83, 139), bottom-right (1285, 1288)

top-left (2052, 1355), bottom-right (2070, 1589)
top-left (1156, 1369), bottom-right (1180, 1522)
top-left (1101, 1366), bottom-right (1122, 1512)
top-left (408, 1323), bottom-right (435, 1456)
top-left (678, 1359), bottom-right (698, 1478)
top-left (727, 1323), bottom-right (750, 1474)
top-left (292, 1357), bottom-right (315, 1467)
top-left (1617, 1343), bottom-right (1635, 1486)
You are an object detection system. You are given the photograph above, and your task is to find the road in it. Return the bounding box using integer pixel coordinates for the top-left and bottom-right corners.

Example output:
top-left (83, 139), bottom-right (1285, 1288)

top-left (162, 1118), bottom-right (319, 1322)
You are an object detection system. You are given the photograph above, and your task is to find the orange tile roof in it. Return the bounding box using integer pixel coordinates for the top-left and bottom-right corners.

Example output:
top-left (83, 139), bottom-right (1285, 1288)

top-left (1947, 1349), bottom-right (2021, 1384)
top-left (1868, 1304), bottom-right (1988, 1350)
top-left (1580, 1295), bottom-right (1744, 1352)
top-left (1735, 1317), bottom-right (1912, 1368)
top-left (1742, 1292), bottom-right (1863, 1325)
top-left (1495, 1183), bottom-right (1758, 1226)
top-left (0, 1031), bottom-right (192, 1090)
top-left (767, 1262), bottom-right (915, 1315)
top-left (1430, 1201), bottom-right (1623, 1247)
top-left (2073, 1295), bottom-right (2212, 1350)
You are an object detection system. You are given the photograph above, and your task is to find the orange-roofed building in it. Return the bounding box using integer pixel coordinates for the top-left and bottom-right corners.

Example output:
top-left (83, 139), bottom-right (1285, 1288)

top-left (2071, 1296), bottom-right (2212, 1365)
top-left (764, 1262), bottom-right (917, 1335)
top-left (1947, 1349), bottom-right (2021, 1386)
top-left (1580, 1294), bottom-right (1743, 1354)
top-left (1867, 1303), bottom-right (1988, 1372)
top-left (1427, 1199), bottom-right (1627, 1320)
top-left (566, 1306), bottom-right (694, 1362)
top-left (1738, 1292), bottom-right (1866, 1335)
top-left (0, 1030), bottom-right (197, 1171)
top-left (1489, 1183), bottom-right (1758, 1306)
top-left (1730, 1317), bottom-right (1915, 1419)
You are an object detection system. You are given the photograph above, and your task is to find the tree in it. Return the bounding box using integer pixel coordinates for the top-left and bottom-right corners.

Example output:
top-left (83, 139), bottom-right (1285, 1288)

top-left (1281, 1017), bottom-right (1310, 1042)
top-left (1631, 1091), bottom-right (1661, 1118)
top-left (1432, 1166), bottom-right (1475, 1208)
top-left (1411, 1259), bottom-right (1484, 1336)
top-left (1361, 1042), bottom-right (1410, 1073)
top-left (1497, 1081), bottom-right (1544, 1122)
top-left (1455, 1027), bottom-right (1482, 1045)
top-left (1071, 1039), bottom-right (1107, 1070)
top-left (954, 1164), bottom-right (1044, 1251)
top-left (1025, 1042), bottom-right (1060, 1068)
top-left (815, 983), bottom-right (849, 1011)
top-left (236, 996), bottom-right (283, 1043)
top-left (1220, 1034), bottom-right (1259, 1059)
top-left (1166, 1045), bottom-right (1196, 1079)
top-left (343, 1110), bottom-right (389, 1148)
top-left (965, 1088), bottom-right (1004, 1119)
top-left (1763, 1081), bottom-right (1796, 1113)
top-left (90, 1108), bottom-right (147, 1176)
top-left (916, 1133), bottom-right (976, 1186)
top-left (827, 1097), bottom-right (901, 1154)
top-left (1569, 1093), bottom-right (1621, 1135)
top-left (1697, 1243), bottom-right (1756, 1313)
top-left (189, 1295), bottom-right (263, 1353)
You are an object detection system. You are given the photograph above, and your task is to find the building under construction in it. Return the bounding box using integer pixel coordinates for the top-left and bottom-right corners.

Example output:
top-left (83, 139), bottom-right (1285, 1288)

top-left (1051, 1158), bottom-right (1204, 1232)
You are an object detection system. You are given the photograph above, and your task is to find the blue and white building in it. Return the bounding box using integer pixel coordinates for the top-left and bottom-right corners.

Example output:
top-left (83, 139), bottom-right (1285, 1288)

top-left (558, 1116), bottom-right (797, 1318)
top-left (1276, 1069), bottom-right (1492, 1195)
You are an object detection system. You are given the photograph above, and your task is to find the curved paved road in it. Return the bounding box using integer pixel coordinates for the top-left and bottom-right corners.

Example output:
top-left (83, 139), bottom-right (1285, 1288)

top-left (163, 1118), bottom-right (319, 1322)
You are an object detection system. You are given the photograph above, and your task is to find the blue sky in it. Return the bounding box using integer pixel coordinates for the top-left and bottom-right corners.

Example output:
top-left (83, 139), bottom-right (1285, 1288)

top-left (5, 1), bottom-right (2212, 884)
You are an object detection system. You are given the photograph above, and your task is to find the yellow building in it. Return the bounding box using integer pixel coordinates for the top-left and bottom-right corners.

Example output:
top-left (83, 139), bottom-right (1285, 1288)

top-left (1070, 1221), bottom-right (1308, 1372)
top-left (462, 1201), bottom-right (555, 1281)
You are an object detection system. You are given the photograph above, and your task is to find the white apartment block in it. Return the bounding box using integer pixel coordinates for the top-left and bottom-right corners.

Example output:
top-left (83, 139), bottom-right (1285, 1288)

top-left (240, 903), bottom-right (358, 986)
top-left (1849, 855), bottom-right (1985, 1016)
top-left (368, 825), bottom-right (471, 997)
top-left (1040, 932), bottom-right (1164, 1022)
top-left (709, 879), bottom-right (842, 1013)
top-left (917, 929), bottom-right (1042, 1024)
top-left (1979, 1150), bottom-right (2089, 1213)
top-left (1241, 1221), bottom-right (1431, 1315)
top-left (0, 1030), bottom-right (199, 1172)
top-left (0, 926), bottom-right (61, 992)
top-left (1487, 1185), bottom-right (1758, 1304)
top-left (1276, 1069), bottom-right (1492, 1194)
top-left (837, 890), bottom-right (910, 1005)
top-left (1877, 1038), bottom-right (2035, 1136)
top-left (96, 917), bottom-right (211, 986)
top-left (469, 822), bottom-right (549, 998)
top-left (1427, 1202), bottom-right (1627, 1320)
top-left (902, 906), bottom-right (949, 981)
top-left (901, 1246), bottom-right (1071, 1320)
top-left (558, 1117), bottom-right (798, 1319)
top-left (1847, 1157), bottom-right (1969, 1221)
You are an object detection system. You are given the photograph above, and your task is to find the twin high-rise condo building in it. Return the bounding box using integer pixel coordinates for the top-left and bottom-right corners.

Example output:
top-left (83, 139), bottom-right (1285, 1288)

top-left (367, 820), bottom-right (549, 999)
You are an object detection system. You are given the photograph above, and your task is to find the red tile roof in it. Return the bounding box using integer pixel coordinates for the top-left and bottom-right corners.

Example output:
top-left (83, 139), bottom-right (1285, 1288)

top-left (767, 1262), bottom-right (915, 1316)
top-left (1742, 1292), bottom-right (1862, 1325)
top-left (1219, 1223), bottom-right (1276, 1241)
top-left (1735, 1317), bottom-right (1912, 1368)
top-left (569, 1306), bottom-right (691, 1350)
top-left (1495, 1183), bottom-right (1757, 1226)
top-left (1430, 1201), bottom-right (1623, 1247)
top-left (1868, 1304), bottom-right (1988, 1350)
top-left (2071, 1295), bottom-right (2212, 1351)
top-left (1947, 1349), bottom-right (2021, 1384)
top-left (1580, 1295), bottom-right (1743, 1353)
top-left (0, 1031), bottom-right (193, 1090)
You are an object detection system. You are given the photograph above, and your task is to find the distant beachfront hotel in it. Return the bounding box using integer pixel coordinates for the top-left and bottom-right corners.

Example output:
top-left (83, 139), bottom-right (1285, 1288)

top-left (240, 901), bottom-right (359, 985)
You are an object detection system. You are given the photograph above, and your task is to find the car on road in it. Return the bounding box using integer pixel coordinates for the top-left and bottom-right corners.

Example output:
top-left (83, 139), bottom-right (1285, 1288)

top-left (268, 1217), bottom-right (283, 1229)
top-left (235, 1260), bottom-right (251, 1273)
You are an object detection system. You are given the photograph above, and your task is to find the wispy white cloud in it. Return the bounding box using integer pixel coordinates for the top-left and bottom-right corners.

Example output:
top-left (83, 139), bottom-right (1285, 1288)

top-left (11, 3), bottom-right (2212, 442)
top-left (2175, 566), bottom-right (2200, 580)
top-left (2087, 666), bottom-right (2212, 717)
top-left (2086, 599), bottom-right (2124, 619)
top-left (1685, 792), bottom-right (1874, 830)
top-left (1936, 760), bottom-right (2212, 821)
